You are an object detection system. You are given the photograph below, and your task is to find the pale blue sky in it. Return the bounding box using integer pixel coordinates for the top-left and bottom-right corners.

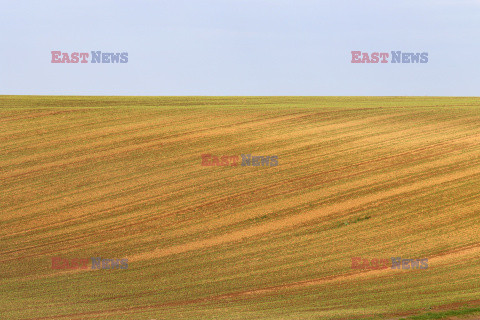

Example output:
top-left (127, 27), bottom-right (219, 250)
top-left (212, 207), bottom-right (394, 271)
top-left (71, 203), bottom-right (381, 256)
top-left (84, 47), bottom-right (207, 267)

top-left (1, 0), bottom-right (479, 95)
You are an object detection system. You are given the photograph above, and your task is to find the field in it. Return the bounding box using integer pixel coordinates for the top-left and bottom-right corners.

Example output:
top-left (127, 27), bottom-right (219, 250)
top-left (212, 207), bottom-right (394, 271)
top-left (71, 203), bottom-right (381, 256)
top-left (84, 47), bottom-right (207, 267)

top-left (1, 96), bottom-right (480, 320)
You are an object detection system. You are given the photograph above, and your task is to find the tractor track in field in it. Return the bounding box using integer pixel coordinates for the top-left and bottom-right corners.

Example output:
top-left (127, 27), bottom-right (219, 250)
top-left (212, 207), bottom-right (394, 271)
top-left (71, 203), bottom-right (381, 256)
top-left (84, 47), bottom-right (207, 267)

top-left (1, 111), bottom-right (316, 179)
top-left (2, 139), bottom-right (479, 260)
top-left (3, 100), bottom-right (480, 320)
top-left (22, 243), bottom-right (480, 320)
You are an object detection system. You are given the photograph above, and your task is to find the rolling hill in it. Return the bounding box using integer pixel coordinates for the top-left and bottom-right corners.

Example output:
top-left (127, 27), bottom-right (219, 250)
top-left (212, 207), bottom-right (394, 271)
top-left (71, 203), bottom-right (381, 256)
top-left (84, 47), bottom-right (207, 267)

top-left (1, 96), bottom-right (480, 319)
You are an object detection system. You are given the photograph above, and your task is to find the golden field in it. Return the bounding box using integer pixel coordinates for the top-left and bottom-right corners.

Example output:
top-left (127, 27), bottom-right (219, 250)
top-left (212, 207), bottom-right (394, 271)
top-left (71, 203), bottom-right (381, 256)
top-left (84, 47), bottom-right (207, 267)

top-left (1, 96), bottom-right (480, 319)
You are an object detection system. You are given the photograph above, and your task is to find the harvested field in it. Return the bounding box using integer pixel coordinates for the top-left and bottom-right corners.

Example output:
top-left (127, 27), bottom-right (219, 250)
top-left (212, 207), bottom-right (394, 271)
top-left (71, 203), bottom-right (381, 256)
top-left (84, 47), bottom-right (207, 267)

top-left (1, 96), bottom-right (480, 319)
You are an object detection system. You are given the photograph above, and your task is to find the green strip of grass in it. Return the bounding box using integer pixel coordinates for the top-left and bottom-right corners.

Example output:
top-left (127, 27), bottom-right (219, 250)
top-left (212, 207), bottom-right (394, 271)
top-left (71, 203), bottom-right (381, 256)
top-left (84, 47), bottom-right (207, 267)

top-left (400, 306), bottom-right (480, 319)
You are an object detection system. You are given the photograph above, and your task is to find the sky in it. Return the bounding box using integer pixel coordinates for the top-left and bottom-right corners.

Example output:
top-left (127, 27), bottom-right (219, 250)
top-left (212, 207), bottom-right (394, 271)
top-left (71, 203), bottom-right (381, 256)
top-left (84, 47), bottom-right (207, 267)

top-left (0, 0), bottom-right (479, 96)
